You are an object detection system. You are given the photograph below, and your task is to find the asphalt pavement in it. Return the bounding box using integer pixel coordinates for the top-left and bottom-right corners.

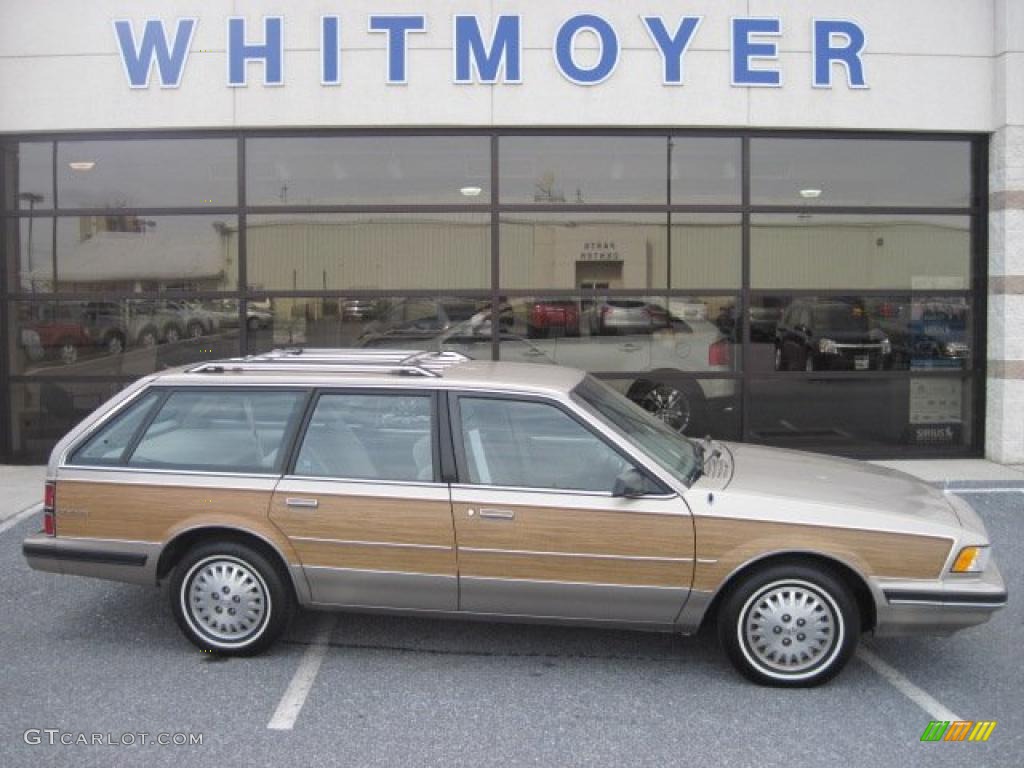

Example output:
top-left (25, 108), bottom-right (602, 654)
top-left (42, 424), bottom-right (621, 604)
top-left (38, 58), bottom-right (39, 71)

top-left (0, 486), bottom-right (1019, 768)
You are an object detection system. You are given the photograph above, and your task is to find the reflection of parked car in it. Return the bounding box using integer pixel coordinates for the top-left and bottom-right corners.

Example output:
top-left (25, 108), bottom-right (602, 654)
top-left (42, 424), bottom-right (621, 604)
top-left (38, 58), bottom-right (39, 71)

top-left (207, 299), bottom-right (272, 332)
top-left (80, 301), bottom-right (165, 354)
top-left (358, 298), bottom-right (485, 346)
top-left (775, 299), bottom-right (891, 372)
top-left (20, 304), bottom-right (92, 365)
top-left (524, 300), bottom-right (580, 338)
top-left (341, 298), bottom-right (385, 321)
top-left (162, 300), bottom-right (220, 341)
top-left (877, 300), bottom-right (970, 370)
top-left (585, 300), bottom-right (670, 336)
top-left (371, 308), bottom-right (735, 437)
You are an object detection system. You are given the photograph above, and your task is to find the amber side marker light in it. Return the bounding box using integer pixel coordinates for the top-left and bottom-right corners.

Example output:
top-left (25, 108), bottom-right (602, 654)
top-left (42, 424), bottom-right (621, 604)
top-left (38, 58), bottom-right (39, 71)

top-left (951, 546), bottom-right (989, 573)
top-left (43, 481), bottom-right (56, 537)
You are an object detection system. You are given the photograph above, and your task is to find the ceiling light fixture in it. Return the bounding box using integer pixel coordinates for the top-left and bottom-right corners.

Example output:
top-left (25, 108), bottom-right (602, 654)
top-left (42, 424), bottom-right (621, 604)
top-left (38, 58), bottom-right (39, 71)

top-left (460, 185), bottom-right (483, 197)
top-left (799, 188), bottom-right (822, 199)
top-left (68, 161), bottom-right (96, 171)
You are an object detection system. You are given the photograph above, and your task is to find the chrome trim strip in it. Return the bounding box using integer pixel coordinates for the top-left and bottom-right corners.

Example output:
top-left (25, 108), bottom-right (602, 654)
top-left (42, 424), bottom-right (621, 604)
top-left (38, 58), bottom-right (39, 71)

top-left (56, 536), bottom-right (162, 546)
top-left (285, 474), bottom-right (444, 490)
top-left (459, 546), bottom-right (695, 563)
top-left (886, 598), bottom-right (1008, 608)
top-left (292, 537), bottom-right (451, 551)
top-left (303, 565), bottom-right (457, 579)
top-left (449, 482), bottom-right (677, 502)
top-left (58, 464), bottom-right (281, 480)
top-left (459, 574), bottom-right (686, 590)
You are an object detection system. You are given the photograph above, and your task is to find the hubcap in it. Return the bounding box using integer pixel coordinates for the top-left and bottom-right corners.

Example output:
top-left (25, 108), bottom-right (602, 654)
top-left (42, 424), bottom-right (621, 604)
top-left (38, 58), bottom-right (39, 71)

top-left (740, 580), bottom-right (842, 677)
top-left (183, 557), bottom-right (269, 645)
top-left (639, 384), bottom-right (691, 433)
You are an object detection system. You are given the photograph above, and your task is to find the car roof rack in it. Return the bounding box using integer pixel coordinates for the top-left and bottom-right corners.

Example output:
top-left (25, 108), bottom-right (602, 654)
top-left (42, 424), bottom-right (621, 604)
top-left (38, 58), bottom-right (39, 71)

top-left (187, 348), bottom-right (471, 378)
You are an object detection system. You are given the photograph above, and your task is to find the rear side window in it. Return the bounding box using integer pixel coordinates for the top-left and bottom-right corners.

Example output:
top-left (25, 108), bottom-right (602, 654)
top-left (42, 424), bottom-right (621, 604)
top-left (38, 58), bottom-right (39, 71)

top-left (71, 391), bottom-right (161, 465)
top-left (294, 393), bottom-right (434, 482)
top-left (128, 390), bottom-right (306, 473)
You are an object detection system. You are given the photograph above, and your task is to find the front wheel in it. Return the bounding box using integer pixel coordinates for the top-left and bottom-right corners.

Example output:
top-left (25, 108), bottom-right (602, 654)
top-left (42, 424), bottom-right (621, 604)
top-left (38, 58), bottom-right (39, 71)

top-left (717, 564), bottom-right (860, 687)
top-left (170, 541), bottom-right (294, 655)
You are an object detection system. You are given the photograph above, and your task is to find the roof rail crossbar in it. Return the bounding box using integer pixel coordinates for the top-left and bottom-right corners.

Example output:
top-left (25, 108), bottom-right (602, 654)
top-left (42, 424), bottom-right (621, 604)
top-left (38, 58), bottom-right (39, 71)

top-left (187, 348), bottom-right (471, 377)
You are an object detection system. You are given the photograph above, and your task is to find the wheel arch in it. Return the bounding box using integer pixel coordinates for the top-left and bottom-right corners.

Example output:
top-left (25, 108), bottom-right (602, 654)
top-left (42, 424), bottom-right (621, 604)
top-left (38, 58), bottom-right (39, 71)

top-left (156, 526), bottom-right (309, 605)
top-left (695, 550), bottom-right (877, 635)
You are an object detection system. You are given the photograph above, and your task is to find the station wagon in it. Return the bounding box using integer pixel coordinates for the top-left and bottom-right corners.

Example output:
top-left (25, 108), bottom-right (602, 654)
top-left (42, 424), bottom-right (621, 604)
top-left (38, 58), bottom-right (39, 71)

top-left (22, 349), bottom-right (1006, 686)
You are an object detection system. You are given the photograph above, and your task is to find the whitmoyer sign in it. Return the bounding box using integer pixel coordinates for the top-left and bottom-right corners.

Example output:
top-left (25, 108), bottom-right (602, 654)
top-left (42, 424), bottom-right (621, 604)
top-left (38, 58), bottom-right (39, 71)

top-left (112, 14), bottom-right (868, 90)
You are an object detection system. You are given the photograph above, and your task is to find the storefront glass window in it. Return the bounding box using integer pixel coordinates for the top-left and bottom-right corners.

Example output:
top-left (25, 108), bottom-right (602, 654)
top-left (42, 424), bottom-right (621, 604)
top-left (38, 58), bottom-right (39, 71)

top-left (2, 142), bottom-right (53, 211)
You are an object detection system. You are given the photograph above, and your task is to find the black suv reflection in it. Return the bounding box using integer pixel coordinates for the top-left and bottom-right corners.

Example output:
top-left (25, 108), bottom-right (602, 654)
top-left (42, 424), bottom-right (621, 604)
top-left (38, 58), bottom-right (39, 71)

top-left (775, 299), bottom-right (892, 372)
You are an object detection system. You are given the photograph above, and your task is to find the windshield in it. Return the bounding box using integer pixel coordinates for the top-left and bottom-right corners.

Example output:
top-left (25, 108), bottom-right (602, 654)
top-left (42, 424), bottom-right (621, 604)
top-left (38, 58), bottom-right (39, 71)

top-left (814, 305), bottom-right (869, 332)
top-left (572, 375), bottom-right (700, 487)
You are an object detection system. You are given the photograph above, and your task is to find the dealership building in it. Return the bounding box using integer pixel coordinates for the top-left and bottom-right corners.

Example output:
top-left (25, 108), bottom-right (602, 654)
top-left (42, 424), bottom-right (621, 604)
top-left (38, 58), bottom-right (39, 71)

top-left (1, 1), bottom-right (1022, 462)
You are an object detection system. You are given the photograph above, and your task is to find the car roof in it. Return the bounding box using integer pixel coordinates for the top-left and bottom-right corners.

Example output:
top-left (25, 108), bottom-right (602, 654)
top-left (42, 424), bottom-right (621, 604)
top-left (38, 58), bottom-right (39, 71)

top-left (143, 352), bottom-right (587, 397)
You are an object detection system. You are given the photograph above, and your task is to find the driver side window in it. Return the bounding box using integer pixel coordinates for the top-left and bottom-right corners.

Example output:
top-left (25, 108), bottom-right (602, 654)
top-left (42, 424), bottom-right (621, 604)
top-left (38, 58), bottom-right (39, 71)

top-left (457, 397), bottom-right (636, 493)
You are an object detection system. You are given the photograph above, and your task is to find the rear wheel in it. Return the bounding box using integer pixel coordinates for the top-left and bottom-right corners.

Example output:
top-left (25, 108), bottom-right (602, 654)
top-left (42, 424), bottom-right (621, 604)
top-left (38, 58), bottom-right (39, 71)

top-left (170, 540), bottom-right (294, 655)
top-left (717, 563), bottom-right (859, 687)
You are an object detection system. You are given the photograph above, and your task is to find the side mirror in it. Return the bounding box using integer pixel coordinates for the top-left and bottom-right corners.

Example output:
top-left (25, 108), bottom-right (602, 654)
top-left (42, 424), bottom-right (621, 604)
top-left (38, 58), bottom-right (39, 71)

top-left (612, 467), bottom-right (650, 498)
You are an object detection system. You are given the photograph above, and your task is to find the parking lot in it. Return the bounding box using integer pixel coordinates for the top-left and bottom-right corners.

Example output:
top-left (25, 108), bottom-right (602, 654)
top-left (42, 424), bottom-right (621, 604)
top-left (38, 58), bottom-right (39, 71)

top-left (0, 487), bottom-right (1020, 768)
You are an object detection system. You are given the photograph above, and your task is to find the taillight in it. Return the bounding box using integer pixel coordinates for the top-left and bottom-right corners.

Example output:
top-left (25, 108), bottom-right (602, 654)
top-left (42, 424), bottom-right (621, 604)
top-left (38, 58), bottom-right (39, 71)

top-left (43, 481), bottom-right (56, 537)
top-left (709, 338), bottom-right (731, 367)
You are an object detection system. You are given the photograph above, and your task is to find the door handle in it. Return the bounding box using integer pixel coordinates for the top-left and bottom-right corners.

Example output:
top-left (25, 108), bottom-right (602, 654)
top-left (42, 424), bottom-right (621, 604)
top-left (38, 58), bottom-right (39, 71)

top-left (285, 497), bottom-right (319, 509)
top-left (477, 508), bottom-right (515, 520)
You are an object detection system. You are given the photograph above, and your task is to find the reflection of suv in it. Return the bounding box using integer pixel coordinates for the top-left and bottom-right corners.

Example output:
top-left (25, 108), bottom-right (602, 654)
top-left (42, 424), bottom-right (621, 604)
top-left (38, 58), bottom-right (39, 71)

top-left (20, 304), bottom-right (92, 365)
top-left (585, 300), bottom-right (670, 336)
top-left (358, 298), bottom-right (485, 346)
top-left (80, 301), bottom-right (165, 354)
top-left (24, 348), bottom-right (1006, 687)
top-left (775, 300), bottom-right (891, 372)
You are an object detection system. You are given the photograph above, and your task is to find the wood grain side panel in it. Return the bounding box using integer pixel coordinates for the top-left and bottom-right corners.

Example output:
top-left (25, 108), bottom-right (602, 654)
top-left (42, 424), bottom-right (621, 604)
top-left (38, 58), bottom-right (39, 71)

top-left (452, 503), bottom-right (693, 559)
top-left (270, 493), bottom-right (457, 576)
top-left (270, 495), bottom-right (453, 548)
top-left (293, 541), bottom-right (455, 576)
top-left (692, 517), bottom-right (954, 592)
top-left (458, 551), bottom-right (689, 587)
top-left (56, 481), bottom-right (273, 542)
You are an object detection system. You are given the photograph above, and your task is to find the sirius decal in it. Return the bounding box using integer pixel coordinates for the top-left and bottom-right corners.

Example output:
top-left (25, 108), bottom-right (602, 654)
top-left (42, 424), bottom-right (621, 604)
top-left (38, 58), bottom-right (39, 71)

top-left (111, 14), bottom-right (869, 90)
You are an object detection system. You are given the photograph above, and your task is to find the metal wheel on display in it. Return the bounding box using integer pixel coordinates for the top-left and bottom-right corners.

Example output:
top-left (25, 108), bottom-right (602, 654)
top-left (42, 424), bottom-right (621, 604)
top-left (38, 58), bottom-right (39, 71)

top-left (628, 377), bottom-right (708, 437)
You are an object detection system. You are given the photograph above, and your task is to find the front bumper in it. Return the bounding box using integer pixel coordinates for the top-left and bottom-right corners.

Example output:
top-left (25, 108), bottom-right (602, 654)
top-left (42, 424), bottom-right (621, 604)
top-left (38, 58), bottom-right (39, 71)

top-left (873, 557), bottom-right (1007, 637)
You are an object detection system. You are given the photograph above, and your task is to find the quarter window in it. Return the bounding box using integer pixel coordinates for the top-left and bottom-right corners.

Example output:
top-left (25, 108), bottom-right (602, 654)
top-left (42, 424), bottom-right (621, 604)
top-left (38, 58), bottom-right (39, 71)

top-left (294, 393), bottom-right (434, 482)
top-left (457, 397), bottom-right (634, 492)
top-left (127, 390), bottom-right (306, 473)
top-left (70, 390), bottom-right (161, 465)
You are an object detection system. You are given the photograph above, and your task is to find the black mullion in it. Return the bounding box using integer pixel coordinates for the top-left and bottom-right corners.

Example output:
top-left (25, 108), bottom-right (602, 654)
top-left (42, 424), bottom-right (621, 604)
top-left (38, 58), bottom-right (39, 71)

top-left (740, 136), bottom-right (751, 444)
top-left (971, 136), bottom-right (989, 456)
top-left (490, 133), bottom-right (500, 363)
top-left (748, 205), bottom-right (971, 216)
top-left (238, 134), bottom-right (248, 355)
top-left (666, 137), bottom-right (673, 292)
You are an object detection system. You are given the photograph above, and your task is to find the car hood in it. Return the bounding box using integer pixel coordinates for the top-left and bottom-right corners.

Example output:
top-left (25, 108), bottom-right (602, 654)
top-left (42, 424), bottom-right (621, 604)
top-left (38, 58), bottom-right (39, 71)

top-left (719, 443), bottom-right (960, 528)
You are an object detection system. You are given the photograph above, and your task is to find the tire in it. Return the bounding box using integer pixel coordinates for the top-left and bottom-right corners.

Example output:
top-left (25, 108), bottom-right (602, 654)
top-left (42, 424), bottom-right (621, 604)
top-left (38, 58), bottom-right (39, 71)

top-left (717, 563), bottom-right (860, 687)
top-left (105, 333), bottom-right (126, 356)
top-left (57, 338), bottom-right (78, 365)
top-left (138, 327), bottom-right (158, 348)
top-left (628, 377), bottom-right (709, 437)
top-left (170, 540), bottom-right (294, 656)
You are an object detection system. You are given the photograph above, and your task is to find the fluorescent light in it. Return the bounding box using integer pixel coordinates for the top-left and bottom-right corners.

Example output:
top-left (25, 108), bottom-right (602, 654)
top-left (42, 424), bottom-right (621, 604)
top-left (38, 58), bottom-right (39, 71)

top-left (68, 161), bottom-right (96, 171)
top-left (799, 188), bottom-right (822, 199)
top-left (460, 185), bottom-right (483, 197)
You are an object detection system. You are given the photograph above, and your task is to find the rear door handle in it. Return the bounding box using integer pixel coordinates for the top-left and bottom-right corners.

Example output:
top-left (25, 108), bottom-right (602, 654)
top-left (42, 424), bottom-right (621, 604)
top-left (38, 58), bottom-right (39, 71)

top-left (477, 508), bottom-right (515, 520)
top-left (285, 497), bottom-right (319, 509)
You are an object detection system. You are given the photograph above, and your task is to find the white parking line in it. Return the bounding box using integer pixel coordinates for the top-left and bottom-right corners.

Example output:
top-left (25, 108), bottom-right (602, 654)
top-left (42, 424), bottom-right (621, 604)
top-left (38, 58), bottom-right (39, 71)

top-left (267, 614), bottom-right (337, 731)
top-left (857, 646), bottom-right (962, 722)
top-left (0, 503), bottom-right (42, 537)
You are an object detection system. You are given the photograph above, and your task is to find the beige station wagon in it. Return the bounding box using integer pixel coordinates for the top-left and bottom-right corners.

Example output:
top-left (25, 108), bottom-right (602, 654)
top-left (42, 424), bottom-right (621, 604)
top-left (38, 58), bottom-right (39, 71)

top-left (23, 349), bottom-right (1006, 686)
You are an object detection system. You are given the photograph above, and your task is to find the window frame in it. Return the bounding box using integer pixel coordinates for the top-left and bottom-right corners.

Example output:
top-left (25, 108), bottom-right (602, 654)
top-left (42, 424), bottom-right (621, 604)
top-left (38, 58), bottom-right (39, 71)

top-left (284, 387), bottom-right (442, 485)
top-left (447, 390), bottom-right (669, 496)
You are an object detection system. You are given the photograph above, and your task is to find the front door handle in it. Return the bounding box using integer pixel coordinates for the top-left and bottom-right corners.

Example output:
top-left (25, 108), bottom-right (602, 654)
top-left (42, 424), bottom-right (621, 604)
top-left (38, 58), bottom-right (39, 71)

top-left (285, 497), bottom-right (319, 509)
top-left (477, 508), bottom-right (515, 520)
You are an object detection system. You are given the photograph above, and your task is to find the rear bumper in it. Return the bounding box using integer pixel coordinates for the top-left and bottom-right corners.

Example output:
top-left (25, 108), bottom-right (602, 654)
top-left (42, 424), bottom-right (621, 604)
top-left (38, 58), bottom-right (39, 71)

top-left (23, 532), bottom-right (158, 586)
top-left (873, 559), bottom-right (1007, 637)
